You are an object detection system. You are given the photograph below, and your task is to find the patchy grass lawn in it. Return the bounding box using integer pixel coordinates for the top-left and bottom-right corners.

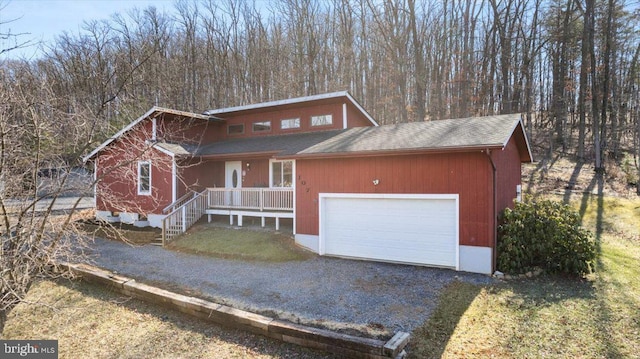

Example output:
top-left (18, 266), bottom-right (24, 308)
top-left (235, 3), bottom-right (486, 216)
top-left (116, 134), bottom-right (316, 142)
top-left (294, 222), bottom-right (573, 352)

top-left (409, 195), bottom-right (640, 358)
top-left (168, 225), bottom-right (312, 262)
top-left (1, 280), bottom-right (333, 359)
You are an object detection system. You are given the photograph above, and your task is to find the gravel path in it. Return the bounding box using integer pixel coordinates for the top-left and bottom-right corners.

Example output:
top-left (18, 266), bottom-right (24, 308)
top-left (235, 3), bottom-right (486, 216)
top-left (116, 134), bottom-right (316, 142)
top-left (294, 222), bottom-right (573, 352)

top-left (88, 238), bottom-right (493, 337)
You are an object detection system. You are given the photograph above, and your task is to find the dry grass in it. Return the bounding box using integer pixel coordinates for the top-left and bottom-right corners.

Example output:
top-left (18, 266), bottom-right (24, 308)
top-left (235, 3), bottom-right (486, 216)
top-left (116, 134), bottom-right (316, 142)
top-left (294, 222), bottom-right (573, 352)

top-left (409, 191), bottom-right (640, 358)
top-left (2, 280), bottom-right (333, 359)
top-left (168, 225), bottom-right (313, 262)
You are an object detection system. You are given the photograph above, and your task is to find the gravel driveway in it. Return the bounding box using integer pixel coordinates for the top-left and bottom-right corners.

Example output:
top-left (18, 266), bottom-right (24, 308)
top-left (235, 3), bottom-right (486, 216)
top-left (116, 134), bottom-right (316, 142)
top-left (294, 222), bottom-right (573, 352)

top-left (88, 238), bottom-right (492, 337)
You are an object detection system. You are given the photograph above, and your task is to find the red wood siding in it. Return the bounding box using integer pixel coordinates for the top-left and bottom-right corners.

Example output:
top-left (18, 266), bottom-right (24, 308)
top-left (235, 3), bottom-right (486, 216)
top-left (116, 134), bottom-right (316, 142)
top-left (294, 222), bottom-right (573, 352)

top-left (156, 115), bottom-right (225, 144)
top-left (219, 101), bottom-right (373, 139)
top-left (96, 141), bottom-right (173, 215)
top-left (295, 152), bottom-right (495, 247)
top-left (179, 158), bottom-right (271, 193)
top-left (346, 103), bottom-right (373, 127)
top-left (493, 136), bottom-right (523, 214)
top-left (179, 159), bottom-right (224, 194)
top-left (242, 159), bottom-right (270, 187)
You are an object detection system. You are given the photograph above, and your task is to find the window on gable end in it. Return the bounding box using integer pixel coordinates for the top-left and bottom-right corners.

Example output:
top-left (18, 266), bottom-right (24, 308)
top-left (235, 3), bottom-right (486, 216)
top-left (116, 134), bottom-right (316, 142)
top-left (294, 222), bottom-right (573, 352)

top-left (138, 161), bottom-right (151, 195)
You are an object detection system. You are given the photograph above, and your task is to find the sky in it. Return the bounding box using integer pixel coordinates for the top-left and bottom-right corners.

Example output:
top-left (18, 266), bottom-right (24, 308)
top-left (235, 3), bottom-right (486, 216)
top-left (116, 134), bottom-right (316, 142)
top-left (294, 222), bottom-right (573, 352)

top-left (0, 0), bottom-right (175, 59)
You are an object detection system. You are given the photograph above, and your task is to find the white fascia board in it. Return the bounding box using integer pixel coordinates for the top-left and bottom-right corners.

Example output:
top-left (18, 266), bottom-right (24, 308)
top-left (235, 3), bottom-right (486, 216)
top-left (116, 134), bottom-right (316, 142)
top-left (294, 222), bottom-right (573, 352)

top-left (204, 91), bottom-right (379, 127)
top-left (502, 114), bottom-right (534, 162)
top-left (152, 143), bottom-right (177, 158)
top-left (204, 91), bottom-right (350, 115)
top-left (82, 107), bottom-right (159, 163)
top-left (82, 106), bottom-right (212, 163)
top-left (344, 92), bottom-right (378, 126)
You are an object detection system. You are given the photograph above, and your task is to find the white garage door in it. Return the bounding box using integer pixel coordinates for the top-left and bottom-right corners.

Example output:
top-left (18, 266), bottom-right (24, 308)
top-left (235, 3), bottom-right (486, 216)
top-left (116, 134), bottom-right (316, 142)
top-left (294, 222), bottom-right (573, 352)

top-left (319, 194), bottom-right (458, 269)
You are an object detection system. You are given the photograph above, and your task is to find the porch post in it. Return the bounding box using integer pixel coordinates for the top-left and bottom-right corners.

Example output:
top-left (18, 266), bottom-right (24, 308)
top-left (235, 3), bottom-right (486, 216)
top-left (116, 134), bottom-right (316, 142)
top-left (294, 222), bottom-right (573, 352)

top-left (172, 157), bottom-right (177, 204)
top-left (259, 188), bottom-right (264, 211)
top-left (162, 219), bottom-right (166, 247)
top-left (182, 206), bottom-right (186, 232)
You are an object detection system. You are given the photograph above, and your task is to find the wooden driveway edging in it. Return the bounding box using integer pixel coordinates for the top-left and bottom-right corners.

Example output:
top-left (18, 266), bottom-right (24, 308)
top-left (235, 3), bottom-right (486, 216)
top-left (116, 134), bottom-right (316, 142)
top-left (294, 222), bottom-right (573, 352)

top-left (65, 263), bottom-right (410, 358)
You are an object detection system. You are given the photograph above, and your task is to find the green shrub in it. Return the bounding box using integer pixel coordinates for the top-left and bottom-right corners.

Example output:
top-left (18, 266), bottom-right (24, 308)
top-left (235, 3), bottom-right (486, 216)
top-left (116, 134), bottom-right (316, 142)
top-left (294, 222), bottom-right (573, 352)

top-left (498, 199), bottom-right (596, 276)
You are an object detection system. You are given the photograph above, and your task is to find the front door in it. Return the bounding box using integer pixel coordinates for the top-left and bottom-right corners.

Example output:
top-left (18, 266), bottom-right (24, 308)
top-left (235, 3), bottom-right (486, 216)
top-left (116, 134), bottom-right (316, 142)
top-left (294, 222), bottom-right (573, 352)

top-left (225, 161), bottom-right (242, 206)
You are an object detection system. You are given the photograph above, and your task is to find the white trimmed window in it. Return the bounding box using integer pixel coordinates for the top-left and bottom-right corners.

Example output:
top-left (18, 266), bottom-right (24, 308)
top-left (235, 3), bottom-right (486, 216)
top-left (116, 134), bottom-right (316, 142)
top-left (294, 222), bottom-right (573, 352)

top-left (311, 114), bottom-right (333, 126)
top-left (281, 118), bottom-right (300, 129)
top-left (252, 120), bottom-right (272, 132)
top-left (138, 161), bottom-right (151, 195)
top-left (270, 160), bottom-right (294, 188)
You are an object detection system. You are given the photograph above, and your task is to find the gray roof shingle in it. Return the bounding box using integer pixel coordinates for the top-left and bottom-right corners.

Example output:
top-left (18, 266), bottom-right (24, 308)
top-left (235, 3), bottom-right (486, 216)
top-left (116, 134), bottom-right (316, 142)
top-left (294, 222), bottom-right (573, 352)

top-left (156, 114), bottom-right (524, 158)
top-left (298, 114), bottom-right (522, 155)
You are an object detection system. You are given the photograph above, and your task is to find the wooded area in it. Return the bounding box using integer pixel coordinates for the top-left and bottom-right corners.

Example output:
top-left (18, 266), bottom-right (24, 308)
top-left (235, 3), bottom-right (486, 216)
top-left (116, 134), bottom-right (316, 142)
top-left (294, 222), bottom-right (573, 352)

top-left (1, 0), bottom-right (640, 182)
top-left (0, 0), bottom-right (639, 334)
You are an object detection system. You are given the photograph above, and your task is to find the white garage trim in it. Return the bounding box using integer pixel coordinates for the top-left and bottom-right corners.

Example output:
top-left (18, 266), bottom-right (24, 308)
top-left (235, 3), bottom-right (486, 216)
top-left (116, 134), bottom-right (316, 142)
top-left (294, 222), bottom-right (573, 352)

top-left (319, 193), bottom-right (459, 270)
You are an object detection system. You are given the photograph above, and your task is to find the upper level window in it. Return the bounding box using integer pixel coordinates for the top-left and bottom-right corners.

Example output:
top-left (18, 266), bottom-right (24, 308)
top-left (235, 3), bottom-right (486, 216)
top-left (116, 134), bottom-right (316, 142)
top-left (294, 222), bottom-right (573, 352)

top-left (228, 124), bottom-right (244, 135)
top-left (281, 118), bottom-right (301, 130)
top-left (252, 121), bottom-right (272, 132)
top-left (138, 161), bottom-right (151, 195)
top-left (311, 114), bottom-right (333, 127)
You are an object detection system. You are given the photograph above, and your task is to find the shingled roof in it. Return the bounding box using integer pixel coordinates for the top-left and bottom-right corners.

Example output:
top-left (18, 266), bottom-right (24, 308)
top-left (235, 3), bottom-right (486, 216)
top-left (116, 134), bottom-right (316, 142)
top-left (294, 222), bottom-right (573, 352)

top-left (155, 113), bottom-right (532, 162)
top-left (298, 113), bottom-right (528, 156)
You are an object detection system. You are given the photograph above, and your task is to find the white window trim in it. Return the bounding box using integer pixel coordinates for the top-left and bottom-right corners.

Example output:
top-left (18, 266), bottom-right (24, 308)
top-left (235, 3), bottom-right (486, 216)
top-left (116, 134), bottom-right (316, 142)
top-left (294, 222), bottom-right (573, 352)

top-left (281, 117), bottom-right (301, 130)
top-left (311, 114), bottom-right (333, 127)
top-left (252, 120), bottom-right (272, 132)
top-left (342, 103), bottom-right (347, 129)
top-left (269, 159), bottom-right (295, 188)
top-left (151, 117), bottom-right (157, 141)
top-left (138, 160), bottom-right (151, 195)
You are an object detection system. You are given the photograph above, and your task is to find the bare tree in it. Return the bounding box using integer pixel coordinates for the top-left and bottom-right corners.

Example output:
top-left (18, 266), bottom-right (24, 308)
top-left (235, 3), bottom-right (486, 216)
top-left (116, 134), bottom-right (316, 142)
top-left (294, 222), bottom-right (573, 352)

top-left (0, 62), bottom-right (94, 331)
top-left (0, 1), bottom-right (34, 56)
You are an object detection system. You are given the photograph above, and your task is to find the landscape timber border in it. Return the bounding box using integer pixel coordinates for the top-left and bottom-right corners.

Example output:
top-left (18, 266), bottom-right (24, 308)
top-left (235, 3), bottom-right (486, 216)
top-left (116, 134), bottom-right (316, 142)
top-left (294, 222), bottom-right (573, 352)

top-left (65, 263), bottom-right (410, 358)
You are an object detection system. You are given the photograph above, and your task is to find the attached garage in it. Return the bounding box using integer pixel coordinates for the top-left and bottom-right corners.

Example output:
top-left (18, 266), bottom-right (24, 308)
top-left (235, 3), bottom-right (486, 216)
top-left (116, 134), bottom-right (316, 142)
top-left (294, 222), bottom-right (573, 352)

top-left (319, 194), bottom-right (459, 269)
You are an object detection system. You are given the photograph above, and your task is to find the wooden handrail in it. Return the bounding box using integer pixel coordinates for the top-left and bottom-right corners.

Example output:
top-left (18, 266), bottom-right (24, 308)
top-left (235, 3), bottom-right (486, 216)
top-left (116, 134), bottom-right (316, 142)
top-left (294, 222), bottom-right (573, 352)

top-left (206, 187), bottom-right (293, 211)
top-left (161, 188), bottom-right (294, 246)
top-left (162, 190), bottom-right (197, 214)
top-left (161, 189), bottom-right (207, 245)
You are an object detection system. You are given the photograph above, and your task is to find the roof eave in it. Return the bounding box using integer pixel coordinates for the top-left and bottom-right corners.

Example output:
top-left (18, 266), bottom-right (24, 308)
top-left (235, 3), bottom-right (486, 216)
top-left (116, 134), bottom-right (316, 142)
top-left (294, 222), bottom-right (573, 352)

top-left (287, 144), bottom-right (505, 160)
top-left (82, 107), bottom-right (216, 163)
top-left (204, 91), bottom-right (379, 127)
top-left (503, 114), bottom-right (534, 163)
top-left (196, 151), bottom-right (281, 160)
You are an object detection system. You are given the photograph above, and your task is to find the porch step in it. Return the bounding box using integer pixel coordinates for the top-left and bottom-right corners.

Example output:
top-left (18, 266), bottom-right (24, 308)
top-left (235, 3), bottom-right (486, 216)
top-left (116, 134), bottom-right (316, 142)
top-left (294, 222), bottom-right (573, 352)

top-left (149, 234), bottom-right (164, 246)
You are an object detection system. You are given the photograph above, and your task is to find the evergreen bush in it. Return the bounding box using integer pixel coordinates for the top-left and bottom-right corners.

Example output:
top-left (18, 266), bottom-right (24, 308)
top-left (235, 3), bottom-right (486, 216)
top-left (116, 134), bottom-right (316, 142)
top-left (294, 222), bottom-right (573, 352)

top-left (498, 199), bottom-right (596, 276)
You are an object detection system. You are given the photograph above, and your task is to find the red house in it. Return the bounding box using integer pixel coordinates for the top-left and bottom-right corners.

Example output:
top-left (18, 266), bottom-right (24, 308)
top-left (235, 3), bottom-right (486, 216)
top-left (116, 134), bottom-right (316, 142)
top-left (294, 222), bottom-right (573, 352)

top-left (84, 91), bottom-right (532, 274)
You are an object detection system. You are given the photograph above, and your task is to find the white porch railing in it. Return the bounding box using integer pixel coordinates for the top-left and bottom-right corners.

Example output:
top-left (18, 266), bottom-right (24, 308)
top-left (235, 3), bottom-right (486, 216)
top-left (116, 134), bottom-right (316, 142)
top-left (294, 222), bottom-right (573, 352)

top-left (161, 187), bottom-right (294, 245)
top-left (207, 187), bottom-right (293, 211)
top-left (162, 189), bottom-right (208, 245)
top-left (162, 190), bottom-right (197, 214)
